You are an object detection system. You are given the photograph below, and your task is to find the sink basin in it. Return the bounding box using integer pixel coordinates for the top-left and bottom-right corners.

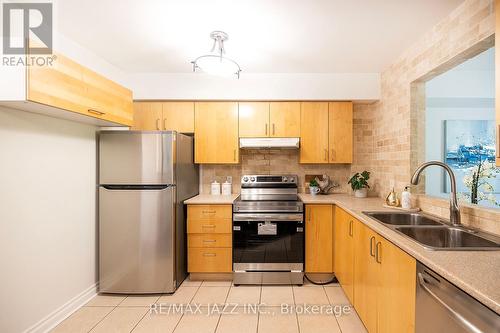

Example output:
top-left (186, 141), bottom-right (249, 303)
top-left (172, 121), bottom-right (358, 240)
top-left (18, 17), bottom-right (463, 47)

top-left (395, 226), bottom-right (500, 250)
top-left (364, 212), bottom-right (443, 226)
top-left (363, 211), bottom-right (500, 250)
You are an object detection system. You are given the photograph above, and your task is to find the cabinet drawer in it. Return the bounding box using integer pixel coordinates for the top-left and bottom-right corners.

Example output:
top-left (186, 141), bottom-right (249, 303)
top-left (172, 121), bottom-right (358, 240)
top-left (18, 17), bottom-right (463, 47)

top-left (187, 219), bottom-right (232, 234)
top-left (188, 248), bottom-right (232, 273)
top-left (188, 234), bottom-right (232, 248)
top-left (188, 205), bottom-right (232, 220)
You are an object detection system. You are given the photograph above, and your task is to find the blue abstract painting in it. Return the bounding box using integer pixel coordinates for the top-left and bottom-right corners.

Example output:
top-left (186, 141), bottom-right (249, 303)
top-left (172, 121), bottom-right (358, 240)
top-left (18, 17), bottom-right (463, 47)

top-left (444, 120), bottom-right (499, 206)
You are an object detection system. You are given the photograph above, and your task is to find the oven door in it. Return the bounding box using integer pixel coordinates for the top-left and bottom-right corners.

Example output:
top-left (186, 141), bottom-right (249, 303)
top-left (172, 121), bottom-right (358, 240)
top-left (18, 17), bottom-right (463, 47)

top-left (232, 213), bottom-right (304, 270)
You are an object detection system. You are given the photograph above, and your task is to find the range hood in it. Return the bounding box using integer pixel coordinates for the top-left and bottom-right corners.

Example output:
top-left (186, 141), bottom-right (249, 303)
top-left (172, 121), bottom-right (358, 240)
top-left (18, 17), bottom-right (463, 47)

top-left (239, 137), bottom-right (300, 149)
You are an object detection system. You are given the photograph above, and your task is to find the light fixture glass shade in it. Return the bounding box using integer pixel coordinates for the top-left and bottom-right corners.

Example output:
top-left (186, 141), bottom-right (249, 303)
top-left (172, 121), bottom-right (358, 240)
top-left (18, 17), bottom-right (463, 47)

top-left (193, 55), bottom-right (241, 78)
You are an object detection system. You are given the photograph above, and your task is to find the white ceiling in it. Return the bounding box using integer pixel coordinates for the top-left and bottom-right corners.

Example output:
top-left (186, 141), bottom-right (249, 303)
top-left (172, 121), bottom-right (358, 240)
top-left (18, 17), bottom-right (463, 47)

top-left (56, 0), bottom-right (464, 74)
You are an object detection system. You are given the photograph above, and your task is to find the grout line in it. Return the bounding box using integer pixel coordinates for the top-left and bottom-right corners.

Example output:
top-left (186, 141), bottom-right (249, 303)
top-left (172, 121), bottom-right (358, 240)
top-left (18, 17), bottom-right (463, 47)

top-left (86, 304), bottom-right (118, 332)
top-left (129, 307), bottom-right (150, 333)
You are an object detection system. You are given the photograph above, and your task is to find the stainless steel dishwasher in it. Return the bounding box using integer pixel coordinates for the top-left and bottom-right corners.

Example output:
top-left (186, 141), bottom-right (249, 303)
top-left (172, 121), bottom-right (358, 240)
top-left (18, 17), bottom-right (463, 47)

top-left (416, 263), bottom-right (500, 333)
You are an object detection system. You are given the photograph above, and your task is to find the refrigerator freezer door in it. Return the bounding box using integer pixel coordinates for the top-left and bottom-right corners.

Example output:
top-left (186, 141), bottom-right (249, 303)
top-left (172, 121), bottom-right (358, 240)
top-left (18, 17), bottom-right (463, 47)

top-left (99, 131), bottom-right (175, 185)
top-left (99, 186), bottom-right (176, 293)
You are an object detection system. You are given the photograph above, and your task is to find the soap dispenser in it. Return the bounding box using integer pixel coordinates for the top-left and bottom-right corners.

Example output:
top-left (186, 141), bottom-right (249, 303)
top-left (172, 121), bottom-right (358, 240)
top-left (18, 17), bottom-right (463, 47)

top-left (401, 185), bottom-right (412, 209)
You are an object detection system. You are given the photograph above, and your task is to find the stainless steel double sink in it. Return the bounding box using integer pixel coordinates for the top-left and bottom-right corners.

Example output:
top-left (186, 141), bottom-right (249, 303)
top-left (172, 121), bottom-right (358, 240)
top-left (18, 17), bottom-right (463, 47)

top-left (363, 212), bottom-right (500, 251)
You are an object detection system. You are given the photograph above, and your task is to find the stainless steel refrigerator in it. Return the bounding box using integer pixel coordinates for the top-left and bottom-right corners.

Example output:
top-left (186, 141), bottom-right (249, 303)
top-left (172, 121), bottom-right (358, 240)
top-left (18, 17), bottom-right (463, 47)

top-left (98, 131), bottom-right (199, 294)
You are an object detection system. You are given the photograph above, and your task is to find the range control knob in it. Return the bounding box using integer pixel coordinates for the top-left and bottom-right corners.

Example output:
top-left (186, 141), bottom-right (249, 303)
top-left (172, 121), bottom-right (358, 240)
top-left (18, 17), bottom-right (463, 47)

top-left (243, 176), bottom-right (249, 182)
top-left (290, 178), bottom-right (295, 183)
top-left (283, 177), bottom-right (288, 182)
top-left (250, 177), bottom-right (256, 182)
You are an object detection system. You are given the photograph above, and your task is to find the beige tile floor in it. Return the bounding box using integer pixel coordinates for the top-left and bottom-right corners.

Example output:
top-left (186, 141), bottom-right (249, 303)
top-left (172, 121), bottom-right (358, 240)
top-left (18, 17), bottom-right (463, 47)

top-left (51, 278), bottom-right (367, 333)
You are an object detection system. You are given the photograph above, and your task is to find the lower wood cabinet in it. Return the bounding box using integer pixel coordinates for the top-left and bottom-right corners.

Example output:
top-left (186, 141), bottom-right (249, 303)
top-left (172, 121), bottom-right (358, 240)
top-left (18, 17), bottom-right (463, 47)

top-left (333, 206), bottom-right (355, 303)
top-left (187, 204), bottom-right (232, 273)
top-left (335, 207), bottom-right (416, 333)
top-left (305, 205), bottom-right (333, 273)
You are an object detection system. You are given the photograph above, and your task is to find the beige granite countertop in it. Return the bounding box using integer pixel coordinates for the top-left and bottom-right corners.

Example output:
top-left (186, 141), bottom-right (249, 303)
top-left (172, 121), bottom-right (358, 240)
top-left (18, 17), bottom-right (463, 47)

top-left (299, 193), bottom-right (500, 315)
top-left (183, 193), bottom-right (500, 313)
top-left (184, 194), bottom-right (239, 205)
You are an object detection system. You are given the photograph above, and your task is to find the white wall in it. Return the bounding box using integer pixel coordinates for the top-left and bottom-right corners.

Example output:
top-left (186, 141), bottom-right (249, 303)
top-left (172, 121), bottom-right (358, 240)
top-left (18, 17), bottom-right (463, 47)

top-left (0, 108), bottom-right (98, 333)
top-left (128, 72), bottom-right (380, 101)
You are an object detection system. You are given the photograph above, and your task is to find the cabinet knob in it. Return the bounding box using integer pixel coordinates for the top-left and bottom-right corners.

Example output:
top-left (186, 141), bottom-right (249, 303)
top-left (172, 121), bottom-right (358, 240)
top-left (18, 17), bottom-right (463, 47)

top-left (155, 118), bottom-right (160, 130)
top-left (163, 118), bottom-right (167, 130)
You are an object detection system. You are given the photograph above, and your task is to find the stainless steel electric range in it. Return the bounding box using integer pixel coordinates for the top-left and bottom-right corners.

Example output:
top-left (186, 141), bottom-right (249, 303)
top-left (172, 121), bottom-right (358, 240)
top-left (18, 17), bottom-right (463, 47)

top-left (232, 175), bottom-right (304, 285)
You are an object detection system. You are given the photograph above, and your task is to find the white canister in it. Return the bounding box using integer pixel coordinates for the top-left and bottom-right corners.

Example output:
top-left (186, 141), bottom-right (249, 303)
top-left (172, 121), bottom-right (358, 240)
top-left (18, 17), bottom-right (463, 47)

top-left (211, 181), bottom-right (221, 195)
top-left (222, 181), bottom-right (232, 195)
top-left (401, 186), bottom-right (412, 209)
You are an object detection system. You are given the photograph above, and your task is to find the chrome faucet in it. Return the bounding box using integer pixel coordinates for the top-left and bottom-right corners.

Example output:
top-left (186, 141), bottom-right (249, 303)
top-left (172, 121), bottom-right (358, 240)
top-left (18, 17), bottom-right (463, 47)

top-left (411, 161), bottom-right (461, 226)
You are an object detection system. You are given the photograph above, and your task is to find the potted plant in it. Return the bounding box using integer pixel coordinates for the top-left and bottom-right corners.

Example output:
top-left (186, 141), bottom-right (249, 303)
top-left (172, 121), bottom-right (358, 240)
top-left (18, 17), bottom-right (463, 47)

top-left (309, 179), bottom-right (320, 195)
top-left (348, 171), bottom-right (370, 198)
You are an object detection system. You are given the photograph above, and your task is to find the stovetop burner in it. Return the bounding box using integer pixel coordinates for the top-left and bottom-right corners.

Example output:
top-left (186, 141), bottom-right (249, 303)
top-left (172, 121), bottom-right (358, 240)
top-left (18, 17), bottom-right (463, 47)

top-left (234, 174), bottom-right (302, 212)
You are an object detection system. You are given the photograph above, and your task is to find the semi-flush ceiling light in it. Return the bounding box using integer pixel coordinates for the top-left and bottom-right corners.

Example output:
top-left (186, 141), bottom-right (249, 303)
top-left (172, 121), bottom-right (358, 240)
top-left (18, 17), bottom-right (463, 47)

top-left (191, 31), bottom-right (242, 79)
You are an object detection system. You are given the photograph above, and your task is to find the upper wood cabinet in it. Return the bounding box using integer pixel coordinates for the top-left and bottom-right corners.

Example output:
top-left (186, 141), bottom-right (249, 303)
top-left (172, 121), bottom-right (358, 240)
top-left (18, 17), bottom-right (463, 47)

top-left (195, 102), bottom-right (239, 164)
top-left (300, 102), bottom-right (330, 163)
top-left (329, 102), bottom-right (353, 163)
top-left (333, 206), bottom-right (355, 303)
top-left (132, 102), bottom-right (163, 130)
top-left (239, 102), bottom-right (269, 137)
top-left (300, 101), bottom-right (353, 164)
top-left (163, 102), bottom-right (195, 132)
top-left (132, 101), bottom-right (194, 132)
top-left (270, 102), bottom-right (300, 137)
top-left (305, 205), bottom-right (333, 273)
top-left (238, 101), bottom-right (300, 138)
top-left (26, 52), bottom-right (133, 126)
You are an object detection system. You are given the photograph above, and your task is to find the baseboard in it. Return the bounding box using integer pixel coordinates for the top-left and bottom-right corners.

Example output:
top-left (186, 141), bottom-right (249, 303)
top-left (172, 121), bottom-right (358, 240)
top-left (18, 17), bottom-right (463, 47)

top-left (24, 283), bottom-right (98, 333)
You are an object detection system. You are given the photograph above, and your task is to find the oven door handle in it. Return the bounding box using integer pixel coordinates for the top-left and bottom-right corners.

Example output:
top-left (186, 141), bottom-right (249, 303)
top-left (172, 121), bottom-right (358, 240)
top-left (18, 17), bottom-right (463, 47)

top-left (233, 213), bottom-right (303, 222)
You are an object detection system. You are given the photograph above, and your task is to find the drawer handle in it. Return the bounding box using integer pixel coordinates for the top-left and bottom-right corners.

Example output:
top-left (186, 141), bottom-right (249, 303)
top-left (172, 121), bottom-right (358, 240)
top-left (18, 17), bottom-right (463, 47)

top-left (88, 109), bottom-right (105, 116)
top-left (348, 220), bottom-right (353, 237)
top-left (203, 253), bottom-right (217, 257)
top-left (156, 118), bottom-right (160, 130)
top-left (202, 225), bottom-right (216, 228)
top-left (202, 210), bottom-right (216, 214)
top-left (203, 239), bottom-right (217, 243)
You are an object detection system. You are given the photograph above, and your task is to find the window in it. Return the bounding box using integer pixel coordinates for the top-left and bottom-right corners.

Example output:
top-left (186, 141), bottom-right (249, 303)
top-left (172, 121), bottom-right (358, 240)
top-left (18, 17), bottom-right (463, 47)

top-left (425, 47), bottom-right (499, 208)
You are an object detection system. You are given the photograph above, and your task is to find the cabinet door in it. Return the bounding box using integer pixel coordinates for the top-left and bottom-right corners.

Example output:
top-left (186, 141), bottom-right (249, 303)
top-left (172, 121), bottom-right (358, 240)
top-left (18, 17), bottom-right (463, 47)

top-left (195, 102), bottom-right (239, 164)
top-left (376, 236), bottom-right (416, 333)
top-left (333, 207), bottom-right (355, 303)
top-left (27, 52), bottom-right (88, 116)
top-left (162, 102), bottom-right (194, 132)
top-left (239, 102), bottom-right (269, 137)
top-left (132, 102), bottom-right (162, 130)
top-left (300, 102), bottom-right (329, 163)
top-left (270, 102), bottom-right (300, 137)
top-left (329, 102), bottom-right (353, 163)
top-left (305, 205), bottom-right (333, 273)
top-left (82, 67), bottom-right (133, 126)
top-left (353, 221), bottom-right (378, 333)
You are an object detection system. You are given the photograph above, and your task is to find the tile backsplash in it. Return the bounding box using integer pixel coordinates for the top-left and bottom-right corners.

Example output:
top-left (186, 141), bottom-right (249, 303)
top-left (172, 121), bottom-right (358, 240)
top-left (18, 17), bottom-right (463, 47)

top-left (200, 149), bottom-right (352, 194)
